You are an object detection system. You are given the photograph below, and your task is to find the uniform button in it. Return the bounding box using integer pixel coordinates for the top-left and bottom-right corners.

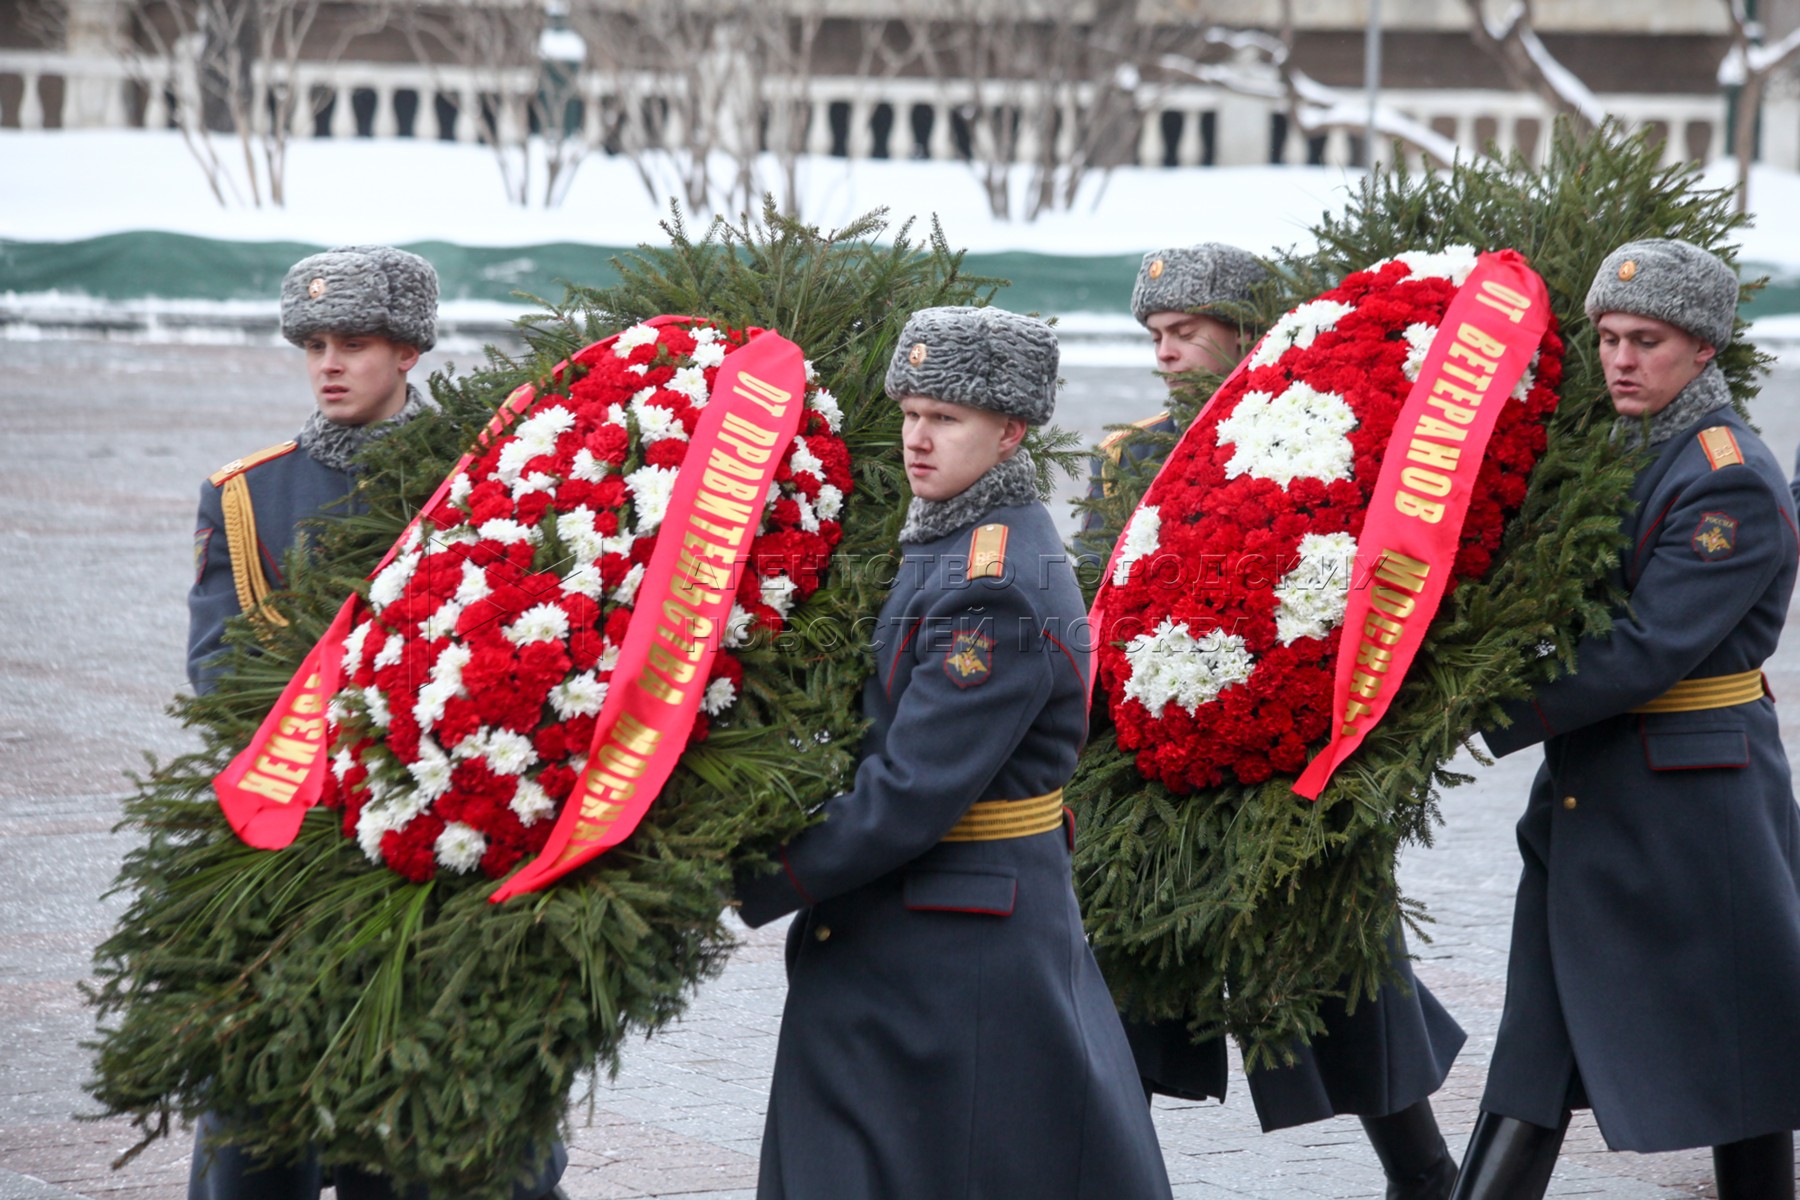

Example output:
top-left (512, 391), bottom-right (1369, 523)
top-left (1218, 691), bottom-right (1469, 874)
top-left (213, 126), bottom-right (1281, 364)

top-left (1563, 795), bottom-right (1578, 810)
top-left (814, 925), bottom-right (832, 942)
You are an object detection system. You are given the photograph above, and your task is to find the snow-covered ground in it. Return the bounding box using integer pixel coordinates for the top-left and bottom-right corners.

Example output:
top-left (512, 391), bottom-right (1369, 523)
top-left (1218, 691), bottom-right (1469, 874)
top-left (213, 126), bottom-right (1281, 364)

top-left (7, 129), bottom-right (1800, 347)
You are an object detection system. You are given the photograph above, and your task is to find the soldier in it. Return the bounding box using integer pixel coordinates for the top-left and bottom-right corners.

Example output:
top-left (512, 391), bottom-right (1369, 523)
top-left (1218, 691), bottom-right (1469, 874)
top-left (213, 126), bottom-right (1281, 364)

top-left (185, 246), bottom-right (569, 1200)
top-left (1457, 239), bottom-right (1800, 1198)
top-left (734, 306), bottom-right (1172, 1199)
top-left (1087, 245), bottom-right (1466, 1200)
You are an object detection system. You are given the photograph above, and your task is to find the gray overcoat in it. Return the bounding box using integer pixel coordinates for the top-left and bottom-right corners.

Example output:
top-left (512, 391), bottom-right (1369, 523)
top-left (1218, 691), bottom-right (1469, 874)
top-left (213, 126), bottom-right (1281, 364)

top-left (736, 500), bottom-right (1172, 1200)
top-left (1482, 406), bottom-right (1800, 1152)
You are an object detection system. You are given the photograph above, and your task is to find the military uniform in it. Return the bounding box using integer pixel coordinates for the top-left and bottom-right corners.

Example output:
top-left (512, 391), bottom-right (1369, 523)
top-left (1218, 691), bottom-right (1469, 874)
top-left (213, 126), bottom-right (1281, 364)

top-left (737, 500), bottom-right (1171, 1200)
top-left (186, 440), bottom-right (355, 694)
top-left (1481, 403), bottom-right (1800, 1152)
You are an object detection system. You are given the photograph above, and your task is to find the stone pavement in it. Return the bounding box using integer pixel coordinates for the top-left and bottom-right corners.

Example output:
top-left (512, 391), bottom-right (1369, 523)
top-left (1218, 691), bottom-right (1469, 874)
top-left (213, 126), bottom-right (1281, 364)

top-left (4, 338), bottom-right (1799, 1199)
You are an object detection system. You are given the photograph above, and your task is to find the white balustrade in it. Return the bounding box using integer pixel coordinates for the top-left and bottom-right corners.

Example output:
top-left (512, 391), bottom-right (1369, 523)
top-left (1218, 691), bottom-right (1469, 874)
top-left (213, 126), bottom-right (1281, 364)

top-left (0, 49), bottom-right (1754, 176)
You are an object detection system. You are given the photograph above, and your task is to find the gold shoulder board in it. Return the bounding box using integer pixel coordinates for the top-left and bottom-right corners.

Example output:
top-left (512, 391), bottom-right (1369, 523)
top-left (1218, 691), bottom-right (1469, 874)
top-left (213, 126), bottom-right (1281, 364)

top-left (210, 440), bottom-right (298, 487)
top-left (969, 523), bottom-right (1009, 579)
top-left (1697, 426), bottom-right (1743, 471)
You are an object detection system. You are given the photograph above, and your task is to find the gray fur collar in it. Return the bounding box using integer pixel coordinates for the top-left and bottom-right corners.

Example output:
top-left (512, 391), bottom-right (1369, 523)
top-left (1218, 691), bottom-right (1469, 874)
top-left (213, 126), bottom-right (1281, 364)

top-left (900, 448), bottom-right (1038, 544)
top-left (297, 385), bottom-right (429, 472)
top-left (1611, 362), bottom-right (1732, 452)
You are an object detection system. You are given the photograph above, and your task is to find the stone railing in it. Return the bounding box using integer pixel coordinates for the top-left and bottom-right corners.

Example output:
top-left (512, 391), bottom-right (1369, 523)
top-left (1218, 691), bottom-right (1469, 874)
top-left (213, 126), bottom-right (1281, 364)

top-left (0, 49), bottom-right (1743, 171)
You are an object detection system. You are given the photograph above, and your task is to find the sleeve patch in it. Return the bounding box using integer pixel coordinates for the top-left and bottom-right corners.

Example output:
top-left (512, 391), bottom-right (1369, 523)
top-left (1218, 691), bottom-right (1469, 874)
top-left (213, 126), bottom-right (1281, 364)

top-left (1697, 426), bottom-right (1743, 470)
top-left (944, 629), bottom-right (995, 688)
top-left (1692, 511), bottom-right (1738, 560)
top-left (194, 527), bottom-right (213, 582)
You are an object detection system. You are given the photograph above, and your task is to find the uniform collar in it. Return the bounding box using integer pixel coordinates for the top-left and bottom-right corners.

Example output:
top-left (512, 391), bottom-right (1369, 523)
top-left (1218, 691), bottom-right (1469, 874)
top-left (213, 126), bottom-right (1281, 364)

top-left (899, 448), bottom-right (1038, 544)
top-left (297, 384), bottom-right (429, 472)
top-left (1610, 362), bottom-right (1732, 452)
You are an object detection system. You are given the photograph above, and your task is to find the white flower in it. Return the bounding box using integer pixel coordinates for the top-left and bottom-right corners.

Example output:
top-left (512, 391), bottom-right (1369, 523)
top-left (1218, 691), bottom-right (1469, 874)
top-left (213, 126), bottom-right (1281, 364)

top-left (434, 822), bottom-right (487, 873)
top-left (570, 447), bottom-right (606, 483)
top-left (1248, 299), bottom-right (1356, 369)
top-left (667, 365), bottom-right (710, 405)
top-left (332, 747), bottom-right (356, 780)
top-left (690, 340), bottom-right (727, 370)
top-left (327, 696), bottom-right (353, 724)
top-left (354, 782), bottom-right (427, 863)
top-left (795, 495), bottom-right (820, 533)
top-left (494, 439), bottom-right (535, 487)
top-left (511, 777), bottom-right (557, 825)
top-left (373, 633), bottom-right (404, 669)
top-left (496, 406), bottom-right (576, 486)
top-left (406, 737), bottom-right (454, 800)
top-left (605, 403), bottom-right (627, 425)
top-left (423, 526), bottom-right (476, 556)
top-left (627, 464), bottom-right (680, 534)
top-left (809, 388), bottom-right (843, 432)
top-left (340, 622), bottom-right (373, 676)
top-left (513, 470), bottom-right (557, 498)
top-left (1511, 351), bottom-right (1542, 402)
top-left (476, 518), bottom-right (537, 546)
top-left (505, 602), bottom-right (571, 646)
top-left (400, 524), bottom-right (423, 557)
top-left (1401, 322), bottom-right (1438, 383)
top-left (1376, 245), bottom-right (1479, 287)
top-left (454, 561), bottom-right (492, 606)
top-left (412, 677), bottom-right (460, 730)
top-left (803, 358), bottom-right (819, 383)
top-left (563, 562), bottom-right (605, 599)
top-left (369, 550), bottom-right (420, 610)
top-left (787, 440), bottom-right (825, 480)
top-left (723, 604), bottom-right (755, 649)
top-left (1112, 506), bottom-right (1162, 586)
top-left (612, 562), bottom-right (646, 606)
top-left (693, 325), bottom-right (722, 345)
top-left (631, 397), bottom-right (687, 444)
top-left (1121, 618), bottom-right (1255, 718)
top-left (448, 472), bottom-right (473, 507)
top-left (815, 484), bottom-right (844, 520)
top-left (598, 639), bottom-right (620, 674)
top-left (613, 323), bottom-right (659, 357)
top-left (1217, 381), bottom-right (1358, 485)
top-left (761, 575), bottom-right (799, 619)
top-left (459, 727), bottom-right (538, 776)
top-left (362, 686), bottom-right (391, 728)
top-left (419, 600), bottom-right (464, 642)
top-left (626, 362), bottom-right (650, 376)
top-left (701, 676), bottom-right (737, 716)
top-left (1274, 531), bottom-right (1359, 645)
top-left (550, 671), bottom-right (608, 719)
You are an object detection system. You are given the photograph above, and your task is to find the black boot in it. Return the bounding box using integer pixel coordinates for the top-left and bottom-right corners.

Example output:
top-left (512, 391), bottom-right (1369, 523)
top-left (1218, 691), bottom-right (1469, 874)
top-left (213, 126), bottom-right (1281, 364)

top-left (1446, 1110), bottom-right (1569, 1200)
top-left (1714, 1131), bottom-right (1796, 1200)
top-left (1362, 1099), bottom-right (1457, 1200)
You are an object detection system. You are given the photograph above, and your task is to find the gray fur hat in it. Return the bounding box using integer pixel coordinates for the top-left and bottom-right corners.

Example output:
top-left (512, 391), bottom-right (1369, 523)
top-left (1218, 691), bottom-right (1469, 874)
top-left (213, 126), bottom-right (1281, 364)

top-left (280, 245), bottom-right (439, 350)
top-left (1584, 238), bottom-right (1738, 350)
top-left (1130, 242), bottom-right (1268, 327)
top-left (884, 305), bottom-right (1058, 425)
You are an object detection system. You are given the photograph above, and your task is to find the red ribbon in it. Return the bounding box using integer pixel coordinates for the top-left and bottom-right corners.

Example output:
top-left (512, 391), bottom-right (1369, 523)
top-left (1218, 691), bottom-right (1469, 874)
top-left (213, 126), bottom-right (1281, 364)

top-left (1292, 250), bottom-right (1549, 798)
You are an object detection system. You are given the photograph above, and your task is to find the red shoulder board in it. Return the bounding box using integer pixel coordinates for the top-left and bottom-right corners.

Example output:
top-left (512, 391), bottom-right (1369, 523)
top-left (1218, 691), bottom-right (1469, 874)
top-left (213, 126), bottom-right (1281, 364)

top-left (209, 440), bottom-right (298, 487)
top-left (1697, 426), bottom-right (1743, 471)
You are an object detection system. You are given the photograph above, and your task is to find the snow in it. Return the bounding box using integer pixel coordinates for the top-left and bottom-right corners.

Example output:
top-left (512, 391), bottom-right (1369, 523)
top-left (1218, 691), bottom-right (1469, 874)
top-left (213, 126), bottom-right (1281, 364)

top-left (6, 128), bottom-right (1800, 345)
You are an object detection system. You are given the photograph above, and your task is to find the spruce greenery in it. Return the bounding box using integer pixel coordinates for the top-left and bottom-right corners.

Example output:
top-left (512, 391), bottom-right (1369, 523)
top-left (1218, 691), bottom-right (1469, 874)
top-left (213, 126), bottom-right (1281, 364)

top-left (84, 205), bottom-right (1091, 1197)
top-left (1068, 124), bottom-right (1764, 1068)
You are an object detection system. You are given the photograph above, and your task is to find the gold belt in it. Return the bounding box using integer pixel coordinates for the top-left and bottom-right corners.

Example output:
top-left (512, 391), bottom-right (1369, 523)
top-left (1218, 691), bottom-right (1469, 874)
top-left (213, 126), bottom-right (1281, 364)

top-left (941, 790), bottom-right (1066, 842)
top-left (1629, 669), bottom-right (1765, 714)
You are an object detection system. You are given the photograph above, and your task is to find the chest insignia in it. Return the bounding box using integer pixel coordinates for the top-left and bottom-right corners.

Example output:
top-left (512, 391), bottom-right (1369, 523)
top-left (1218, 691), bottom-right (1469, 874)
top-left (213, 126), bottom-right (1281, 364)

top-left (944, 629), bottom-right (995, 688)
top-left (1697, 426), bottom-right (1743, 471)
top-left (1691, 511), bottom-right (1738, 560)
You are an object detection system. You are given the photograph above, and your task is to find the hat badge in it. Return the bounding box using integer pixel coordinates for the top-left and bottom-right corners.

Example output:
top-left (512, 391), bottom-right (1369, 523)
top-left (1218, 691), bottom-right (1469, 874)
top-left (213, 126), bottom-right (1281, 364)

top-left (307, 276), bottom-right (329, 298)
top-left (1617, 260), bottom-right (1637, 282)
top-left (908, 341), bottom-right (929, 366)
top-left (1148, 258), bottom-right (1166, 280)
